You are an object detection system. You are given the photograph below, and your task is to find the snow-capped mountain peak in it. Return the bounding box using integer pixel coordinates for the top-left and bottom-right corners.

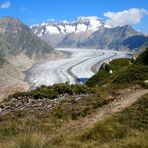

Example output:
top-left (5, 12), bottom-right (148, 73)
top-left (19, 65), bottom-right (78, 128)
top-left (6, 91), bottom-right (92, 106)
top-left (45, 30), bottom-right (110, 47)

top-left (31, 16), bottom-right (112, 46)
top-left (31, 16), bottom-right (109, 35)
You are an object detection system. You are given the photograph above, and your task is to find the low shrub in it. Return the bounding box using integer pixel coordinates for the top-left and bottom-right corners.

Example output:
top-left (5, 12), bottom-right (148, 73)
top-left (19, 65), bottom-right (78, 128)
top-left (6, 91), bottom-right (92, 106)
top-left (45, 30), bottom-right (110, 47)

top-left (12, 83), bottom-right (93, 100)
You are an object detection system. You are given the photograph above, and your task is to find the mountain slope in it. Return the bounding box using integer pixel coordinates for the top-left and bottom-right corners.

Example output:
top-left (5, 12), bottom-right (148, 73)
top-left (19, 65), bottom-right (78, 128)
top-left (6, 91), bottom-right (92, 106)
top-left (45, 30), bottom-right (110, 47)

top-left (0, 17), bottom-right (54, 59)
top-left (134, 47), bottom-right (148, 65)
top-left (123, 35), bottom-right (148, 50)
top-left (0, 17), bottom-right (56, 101)
top-left (80, 25), bottom-right (141, 50)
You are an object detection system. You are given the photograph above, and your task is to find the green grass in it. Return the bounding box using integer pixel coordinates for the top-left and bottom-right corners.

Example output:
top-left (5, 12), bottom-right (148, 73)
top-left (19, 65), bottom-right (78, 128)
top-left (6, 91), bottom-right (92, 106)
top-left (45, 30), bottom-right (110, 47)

top-left (0, 94), bottom-right (147, 147)
top-left (81, 95), bottom-right (148, 140)
top-left (112, 65), bottom-right (148, 84)
top-left (71, 93), bottom-right (148, 147)
top-left (14, 132), bottom-right (51, 148)
top-left (86, 58), bottom-right (131, 87)
top-left (108, 58), bottom-right (132, 71)
top-left (51, 95), bottom-right (112, 120)
top-left (134, 47), bottom-right (148, 65)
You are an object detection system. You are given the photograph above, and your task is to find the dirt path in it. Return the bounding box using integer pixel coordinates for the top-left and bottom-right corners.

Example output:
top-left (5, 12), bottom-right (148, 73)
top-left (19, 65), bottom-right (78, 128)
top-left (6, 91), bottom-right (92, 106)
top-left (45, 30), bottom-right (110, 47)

top-left (59, 88), bottom-right (148, 133)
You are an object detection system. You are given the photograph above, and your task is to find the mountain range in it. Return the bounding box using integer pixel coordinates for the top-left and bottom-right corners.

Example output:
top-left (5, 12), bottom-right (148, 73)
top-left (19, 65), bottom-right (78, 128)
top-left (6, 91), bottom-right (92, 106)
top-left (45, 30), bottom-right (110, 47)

top-left (31, 16), bottom-right (148, 50)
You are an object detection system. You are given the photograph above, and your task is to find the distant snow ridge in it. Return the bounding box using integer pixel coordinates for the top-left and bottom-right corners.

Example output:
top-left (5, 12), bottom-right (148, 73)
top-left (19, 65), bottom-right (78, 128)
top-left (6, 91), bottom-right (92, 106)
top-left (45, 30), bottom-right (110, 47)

top-left (31, 16), bottom-right (111, 47)
top-left (31, 16), bottom-right (108, 35)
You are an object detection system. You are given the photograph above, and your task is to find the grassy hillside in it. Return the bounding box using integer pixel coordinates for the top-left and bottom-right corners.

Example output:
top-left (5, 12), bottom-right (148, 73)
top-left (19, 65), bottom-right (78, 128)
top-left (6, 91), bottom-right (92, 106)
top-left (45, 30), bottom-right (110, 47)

top-left (70, 93), bottom-right (148, 147)
top-left (86, 48), bottom-right (148, 90)
top-left (0, 92), bottom-right (147, 147)
top-left (0, 47), bottom-right (147, 147)
top-left (134, 47), bottom-right (148, 65)
top-left (86, 58), bottom-right (131, 87)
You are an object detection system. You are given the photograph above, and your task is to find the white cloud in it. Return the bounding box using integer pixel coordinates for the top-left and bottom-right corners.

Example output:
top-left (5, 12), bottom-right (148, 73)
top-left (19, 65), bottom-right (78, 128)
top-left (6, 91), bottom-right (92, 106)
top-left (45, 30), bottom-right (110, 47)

top-left (0, 1), bottom-right (10, 9)
top-left (104, 8), bottom-right (148, 27)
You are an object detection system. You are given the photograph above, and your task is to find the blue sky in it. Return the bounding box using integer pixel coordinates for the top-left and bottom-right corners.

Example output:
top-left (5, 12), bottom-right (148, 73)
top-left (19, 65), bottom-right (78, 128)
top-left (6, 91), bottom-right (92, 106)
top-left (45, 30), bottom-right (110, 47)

top-left (0, 0), bottom-right (148, 32)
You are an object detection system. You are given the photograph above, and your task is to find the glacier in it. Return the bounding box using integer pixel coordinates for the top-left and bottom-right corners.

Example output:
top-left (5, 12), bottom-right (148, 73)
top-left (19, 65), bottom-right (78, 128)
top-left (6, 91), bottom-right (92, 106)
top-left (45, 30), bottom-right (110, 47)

top-left (25, 48), bottom-right (130, 89)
